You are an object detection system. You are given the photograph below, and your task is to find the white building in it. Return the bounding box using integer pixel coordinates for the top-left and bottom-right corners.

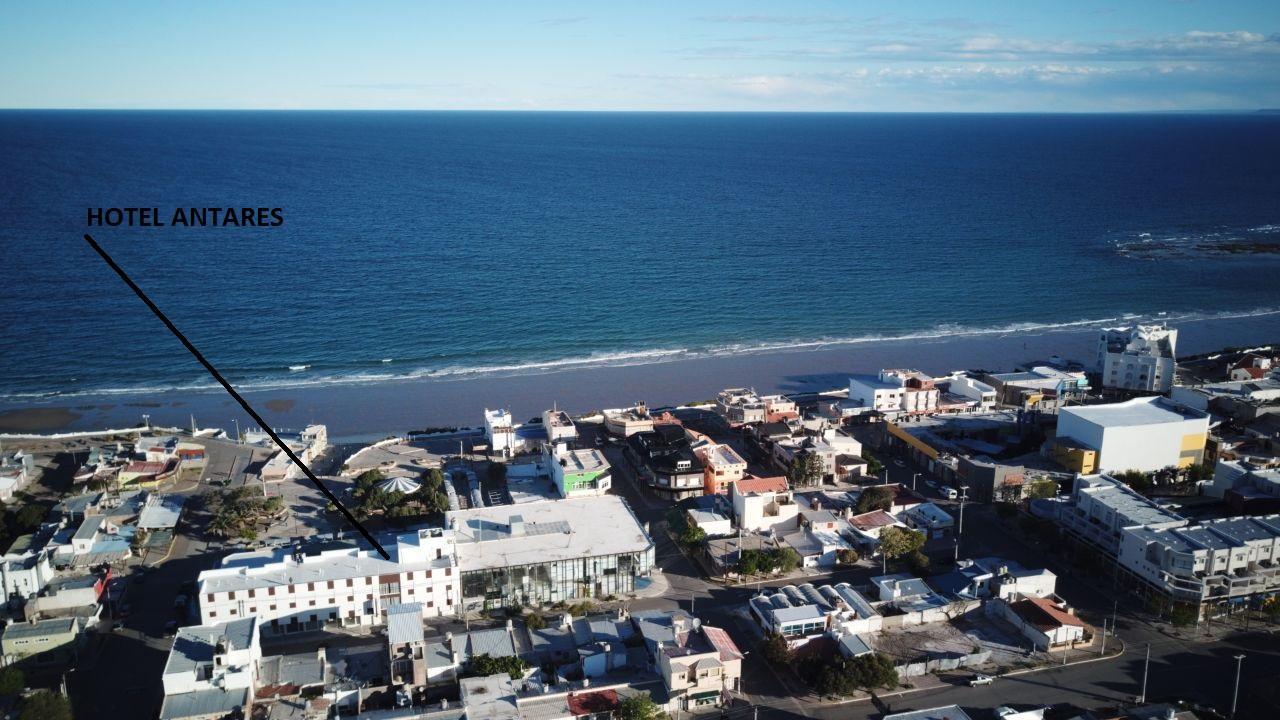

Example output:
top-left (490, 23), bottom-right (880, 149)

top-left (900, 502), bottom-right (955, 540)
top-left (545, 442), bottom-right (611, 497)
top-left (1097, 324), bottom-right (1178, 393)
top-left (748, 582), bottom-right (882, 642)
top-left (448, 495), bottom-right (655, 609)
top-left (542, 409), bottom-right (578, 444)
top-left (484, 408), bottom-right (518, 458)
top-left (716, 388), bottom-right (766, 426)
top-left (1058, 474), bottom-right (1188, 553)
top-left (938, 373), bottom-right (998, 412)
top-left (990, 595), bottom-right (1086, 650)
top-left (847, 369), bottom-right (939, 418)
top-left (935, 557), bottom-right (1057, 601)
top-left (196, 528), bottom-right (459, 633)
top-left (730, 476), bottom-right (799, 533)
top-left (772, 430), bottom-right (862, 482)
top-left (1054, 396), bottom-right (1209, 473)
top-left (160, 616), bottom-right (262, 720)
top-left (1118, 515), bottom-right (1280, 604)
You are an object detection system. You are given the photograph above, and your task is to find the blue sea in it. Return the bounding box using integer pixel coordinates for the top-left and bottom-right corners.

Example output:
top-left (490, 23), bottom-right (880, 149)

top-left (2, 111), bottom-right (1279, 401)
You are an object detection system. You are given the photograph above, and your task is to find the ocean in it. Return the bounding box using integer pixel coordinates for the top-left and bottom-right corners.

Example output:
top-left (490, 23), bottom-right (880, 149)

top-left (2, 111), bottom-right (1279, 403)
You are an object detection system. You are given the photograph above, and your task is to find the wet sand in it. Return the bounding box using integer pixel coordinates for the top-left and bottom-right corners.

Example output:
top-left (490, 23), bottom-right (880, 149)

top-left (3, 313), bottom-right (1278, 440)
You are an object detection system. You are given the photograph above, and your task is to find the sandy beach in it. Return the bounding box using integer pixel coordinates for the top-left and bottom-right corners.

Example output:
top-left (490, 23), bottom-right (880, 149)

top-left (2, 312), bottom-right (1278, 440)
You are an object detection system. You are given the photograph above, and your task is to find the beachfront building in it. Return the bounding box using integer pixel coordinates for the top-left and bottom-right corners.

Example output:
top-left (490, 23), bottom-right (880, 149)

top-left (1229, 353), bottom-right (1277, 382)
top-left (981, 365), bottom-right (1091, 410)
top-left (1169, 375), bottom-right (1280, 421)
top-left (1058, 474), bottom-right (1188, 554)
top-left (196, 528), bottom-right (459, 633)
top-left (1051, 396), bottom-right (1209, 474)
top-left (1097, 324), bottom-right (1178, 393)
top-left (545, 442), bottom-right (611, 497)
top-left (542, 408), bottom-right (579, 444)
top-left (937, 372), bottom-right (998, 413)
top-left (730, 476), bottom-right (798, 533)
top-left (602, 402), bottom-right (655, 437)
top-left (449, 495), bottom-right (654, 611)
top-left (485, 408), bottom-right (518, 458)
top-left (847, 369), bottom-right (939, 418)
top-left (716, 388), bottom-right (765, 427)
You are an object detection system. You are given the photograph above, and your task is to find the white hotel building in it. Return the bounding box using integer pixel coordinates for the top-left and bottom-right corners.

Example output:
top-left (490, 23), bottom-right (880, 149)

top-left (197, 496), bottom-right (654, 633)
top-left (197, 528), bottom-right (459, 634)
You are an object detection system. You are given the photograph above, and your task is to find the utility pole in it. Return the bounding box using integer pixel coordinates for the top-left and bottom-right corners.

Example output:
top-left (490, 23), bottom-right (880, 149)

top-left (1139, 643), bottom-right (1150, 703)
top-left (912, 472), bottom-right (919, 491)
top-left (954, 486), bottom-right (969, 561)
top-left (1100, 618), bottom-right (1107, 655)
top-left (1232, 653), bottom-right (1246, 719)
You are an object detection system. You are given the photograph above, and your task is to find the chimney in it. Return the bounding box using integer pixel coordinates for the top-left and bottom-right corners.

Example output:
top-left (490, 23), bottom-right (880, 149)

top-left (582, 678), bottom-right (590, 688)
top-left (810, 497), bottom-right (820, 511)
top-left (317, 646), bottom-right (327, 665)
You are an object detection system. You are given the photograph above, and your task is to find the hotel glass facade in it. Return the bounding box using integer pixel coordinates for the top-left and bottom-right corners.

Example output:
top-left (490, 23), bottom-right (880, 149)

top-left (461, 547), bottom-right (654, 610)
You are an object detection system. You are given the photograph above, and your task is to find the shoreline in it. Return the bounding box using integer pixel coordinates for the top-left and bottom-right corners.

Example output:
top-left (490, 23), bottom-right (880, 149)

top-left (3, 312), bottom-right (1279, 440)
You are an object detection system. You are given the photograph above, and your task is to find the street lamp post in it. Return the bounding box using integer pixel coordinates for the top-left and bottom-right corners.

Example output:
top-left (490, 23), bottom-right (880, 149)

top-left (1232, 653), bottom-right (1246, 719)
top-left (912, 473), bottom-right (919, 491)
top-left (1138, 643), bottom-right (1150, 703)
top-left (953, 486), bottom-right (969, 561)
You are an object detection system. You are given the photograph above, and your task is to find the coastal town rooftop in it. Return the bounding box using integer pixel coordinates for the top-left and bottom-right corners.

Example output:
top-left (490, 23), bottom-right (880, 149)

top-left (1060, 396), bottom-right (1208, 427)
top-left (448, 495), bottom-right (652, 573)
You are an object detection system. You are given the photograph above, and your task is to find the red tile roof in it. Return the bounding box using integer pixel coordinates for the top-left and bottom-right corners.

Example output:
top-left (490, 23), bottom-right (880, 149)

top-left (850, 509), bottom-right (898, 530)
top-left (125, 461), bottom-right (166, 475)
top-left (1010, 597), bottom-right (1083, 631)
top-left (567, 690), bottom-right (619, 716)
top-left (702, 625), bottom-right (743, 661)
top-left (733, 475), bottom-right (788, 494)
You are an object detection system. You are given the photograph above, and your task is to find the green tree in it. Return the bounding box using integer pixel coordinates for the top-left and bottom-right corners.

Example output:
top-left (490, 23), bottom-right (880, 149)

top-left (15, 505), bottom-right (46, 532)
top-left (1170, 604), bottom-right (1199, 627)
top-left (837, 548), bottom-right (860, 565)
top-left (19, 691), bottom-right (72, 720)
top-left (787, 452), bottom-right (825, 488)
top-left (772, 547), bottom-right (800, 573)
top-left (862, 452), bottom-right (883, 475)
top-left (877, 526), bottom-right (925, 564)
top-left (616, 694), bottom-right (665, 720)
top-left (0, 666), bottom-right (24, 696)
top-left (1115, 469), bottom-right (1151, 493)
top-left (466, 653), bottom-right (528, 679)
top-left (848, 652), bottom-right (898, 690)
top-left (738, 549), bottom-right (761, 576)
top-left (907, 550), bottom-right (931, 575)
top-left (758, 633), bottom-right (792, 667)
top-left (1025, 479), bottom-right (1059, 499)
top-left (855, 486), bottom-right (894, 514)
top-left (679, 523), bottom-right (706, 547)
top-left (524, 611), bottom-right (546, 630)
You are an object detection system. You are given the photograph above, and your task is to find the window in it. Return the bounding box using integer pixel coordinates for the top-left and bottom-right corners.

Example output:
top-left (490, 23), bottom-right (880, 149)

top-left (327, 581), bottom-right (334, 589)
top-left (268, 587), bottom-right (275, 596)
top-left (346, 579), bottom-right (353, 587)
top-left (249, 589), bottom-right (256, 598)
top-left (207, 593), bottom-right (215, 603)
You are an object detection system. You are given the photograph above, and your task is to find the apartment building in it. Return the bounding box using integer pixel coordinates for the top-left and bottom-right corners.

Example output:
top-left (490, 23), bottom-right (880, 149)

top-left (937, 373), bottom-right (998, 412)
top-left (1097, 324), bottom-right (1178, 393)
top-left (652, 617), bottom-right (742, 711)
top-left (542, 409), bottom-right (578, 444)
top-left (197, 529), bottom-right (459, 633)
top-left (1119, 515), bottom-right (1280, 605)
top-left (715, 388), bottom-right (766, 426)
top-left (1057, 474), bottom-right (1187, 554)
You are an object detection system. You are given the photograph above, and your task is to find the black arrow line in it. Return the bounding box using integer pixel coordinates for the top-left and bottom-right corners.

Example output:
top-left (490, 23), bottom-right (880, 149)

top-left (83, 233), bottom-right (390, 560)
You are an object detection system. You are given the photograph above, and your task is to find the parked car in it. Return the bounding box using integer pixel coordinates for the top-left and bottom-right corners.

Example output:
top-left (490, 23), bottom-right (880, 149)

top-left (969, 674), bottom-right (995, 687)
top-left (893, 459), bottom-right (906, 468)
top-left (942, 487), bottom-right (959, 500)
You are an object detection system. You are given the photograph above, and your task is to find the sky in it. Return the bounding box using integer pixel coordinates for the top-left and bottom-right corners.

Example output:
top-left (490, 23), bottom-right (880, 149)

top-left (2, 1), bottom-right (1278, 112)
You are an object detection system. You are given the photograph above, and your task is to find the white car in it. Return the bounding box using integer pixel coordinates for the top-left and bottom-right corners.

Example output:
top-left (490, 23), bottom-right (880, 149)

top-left (942, 487), bottom-right (959, 500)
top-left (969, 674), bottom-right (995, 687)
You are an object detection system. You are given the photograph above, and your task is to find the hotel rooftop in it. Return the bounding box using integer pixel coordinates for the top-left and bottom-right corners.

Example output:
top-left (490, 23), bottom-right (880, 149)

top-left (448, 495), bottom-right (652, 573)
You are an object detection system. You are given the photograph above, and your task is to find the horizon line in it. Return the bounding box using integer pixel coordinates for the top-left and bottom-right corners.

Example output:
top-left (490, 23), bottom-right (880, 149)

top-left (1, 107), bottom-right (1277, 115)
